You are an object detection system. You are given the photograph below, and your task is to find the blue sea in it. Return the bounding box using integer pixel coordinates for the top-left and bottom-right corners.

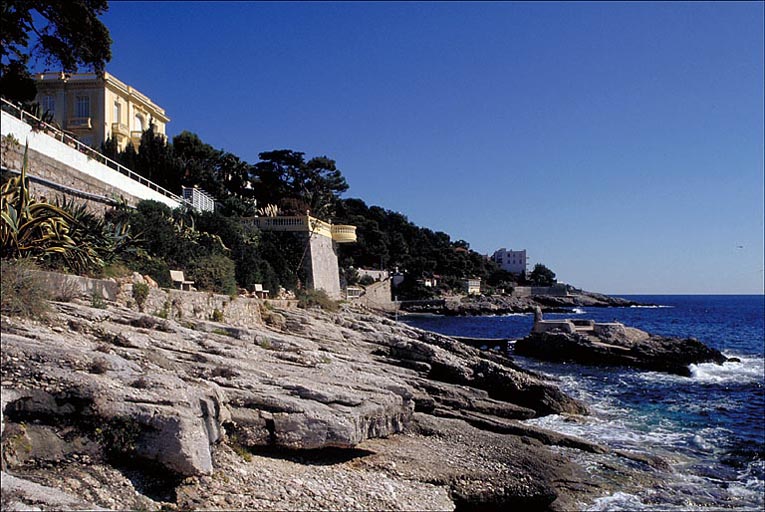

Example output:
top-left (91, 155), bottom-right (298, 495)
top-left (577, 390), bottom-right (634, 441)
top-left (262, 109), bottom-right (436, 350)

top-left (401, 295), bottom-right (765, 511)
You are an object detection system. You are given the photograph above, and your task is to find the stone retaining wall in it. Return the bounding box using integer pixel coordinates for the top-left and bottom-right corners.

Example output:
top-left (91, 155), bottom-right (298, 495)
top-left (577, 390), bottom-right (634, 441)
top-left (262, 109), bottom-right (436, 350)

top-left (263, 299), bottom-right (299, 310)
top-left (513, 284), bottom-right (569, 298)
top-left (34, 270), bottom-right (121, 301)
top-left (134, 287), bottom-right (262, 327)
top-left (353, 279), bottom-right (399, 313)
top-left (1, 110), bottom-right (179, 211)
top-left (2, 137), bottom-right (136, 214)
top-left (31, 270), bottom-right (264, 328)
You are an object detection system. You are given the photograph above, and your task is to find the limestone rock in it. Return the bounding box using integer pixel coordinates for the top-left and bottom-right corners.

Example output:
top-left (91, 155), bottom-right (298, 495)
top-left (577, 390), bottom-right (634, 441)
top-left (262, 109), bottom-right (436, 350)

top-left (400, 291), bottom-right (643, 315)
top-left (1, 471), bottom-right (104, 511)
top-left (1, 297), bottom-right (603, 510)
top-left (515, 325), bottom-right (728, 376)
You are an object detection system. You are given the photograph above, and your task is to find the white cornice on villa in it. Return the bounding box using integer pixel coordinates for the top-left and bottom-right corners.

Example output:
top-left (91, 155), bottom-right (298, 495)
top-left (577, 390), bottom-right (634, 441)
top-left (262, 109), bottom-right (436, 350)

top-left (35, 71), bottom-right (170, 123)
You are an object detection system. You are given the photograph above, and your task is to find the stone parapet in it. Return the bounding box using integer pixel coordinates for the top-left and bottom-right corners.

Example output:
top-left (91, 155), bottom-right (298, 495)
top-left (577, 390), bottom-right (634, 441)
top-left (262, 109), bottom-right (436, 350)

top-left (1, 139), bottom-right (137, 214)
top-left (28, 270), bottom-right (263, 327)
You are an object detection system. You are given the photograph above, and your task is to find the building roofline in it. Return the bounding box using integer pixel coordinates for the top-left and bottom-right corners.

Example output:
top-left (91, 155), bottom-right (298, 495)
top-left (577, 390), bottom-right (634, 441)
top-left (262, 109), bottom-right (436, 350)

top-left (34, 71), bottom-right (170, 123)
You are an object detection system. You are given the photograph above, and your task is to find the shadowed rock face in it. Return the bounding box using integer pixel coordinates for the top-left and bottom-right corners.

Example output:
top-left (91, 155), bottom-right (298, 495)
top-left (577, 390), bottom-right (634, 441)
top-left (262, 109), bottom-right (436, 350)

top-left (2, 300), bottom-right (654, 510)
top-left (515, 325), bottom-right (728, 376)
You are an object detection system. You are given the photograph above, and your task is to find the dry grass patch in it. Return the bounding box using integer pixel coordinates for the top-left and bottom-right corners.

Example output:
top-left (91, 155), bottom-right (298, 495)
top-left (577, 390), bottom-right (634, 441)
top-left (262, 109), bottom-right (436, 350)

top-left (0, 258), bottom-right (51, 318)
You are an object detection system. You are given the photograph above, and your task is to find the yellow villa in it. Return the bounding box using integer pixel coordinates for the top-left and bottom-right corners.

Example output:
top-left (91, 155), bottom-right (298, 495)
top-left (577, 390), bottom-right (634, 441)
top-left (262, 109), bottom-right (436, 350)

top-left (34, 71), bottom-right (169, 150)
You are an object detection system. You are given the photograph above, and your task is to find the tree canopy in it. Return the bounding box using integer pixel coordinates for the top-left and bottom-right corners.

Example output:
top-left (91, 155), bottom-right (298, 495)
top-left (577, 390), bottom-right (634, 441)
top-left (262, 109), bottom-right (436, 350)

top-left (252, 150), bottom-right (348, 219)
top-left (528, 263), bottom-right (557, 286)
top-left (333, 198), bottom-right (509, 298)
top-left (0, 0), bottom-right (112, 102)
top-left (103, 134), bottom-right (349, 220)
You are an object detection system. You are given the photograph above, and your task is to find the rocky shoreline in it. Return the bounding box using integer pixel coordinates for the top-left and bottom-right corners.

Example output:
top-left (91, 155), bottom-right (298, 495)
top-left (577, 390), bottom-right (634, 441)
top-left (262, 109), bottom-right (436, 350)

top-left (516, 321), bottom-right (731, 377)
top-left (1, 291), bottom-right (665, 511)
top-left (399, 289), bottom-right (642, 316)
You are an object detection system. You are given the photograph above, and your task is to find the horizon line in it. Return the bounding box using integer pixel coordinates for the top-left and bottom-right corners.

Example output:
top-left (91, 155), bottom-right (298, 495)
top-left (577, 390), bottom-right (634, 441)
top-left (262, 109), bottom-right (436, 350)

top-left (605, 292), bottom-right (765, 297)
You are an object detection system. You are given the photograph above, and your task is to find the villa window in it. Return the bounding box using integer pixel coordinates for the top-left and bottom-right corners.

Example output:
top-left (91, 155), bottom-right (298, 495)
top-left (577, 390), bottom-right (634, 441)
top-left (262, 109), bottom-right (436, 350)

top-left (42, 95), bottom-right (55, 116)
top-left (114, 101), bottom-right (121, 123)
top-left (75, 95), bottom-right (90, 118)
top-left (134, 113), bottom-right (144, 132)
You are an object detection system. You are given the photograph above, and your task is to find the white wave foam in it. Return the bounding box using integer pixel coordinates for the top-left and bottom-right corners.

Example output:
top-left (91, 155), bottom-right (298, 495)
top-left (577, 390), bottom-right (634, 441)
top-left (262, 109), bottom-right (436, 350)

top-left (526, 413), bottom-right (690, 450)
top-left (587, 492), bottom-right (647, 511)
top-left (629, 356), bottom-right (765, 386)
top-left (584, 456), bottom-right (765, 511)
top-left (571, 307), bottom-right (586, 314)
top-left (729, 459), bottom-right (765, 502)
top-left (629, 305), bottom-right (674, 308)
top-left (690, 356), bottom-right (765, 385)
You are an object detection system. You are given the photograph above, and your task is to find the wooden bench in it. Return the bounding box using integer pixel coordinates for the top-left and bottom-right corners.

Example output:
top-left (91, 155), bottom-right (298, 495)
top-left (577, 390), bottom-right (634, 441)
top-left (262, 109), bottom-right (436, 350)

top-left (170, 270), bottom-right (195, 291)
top-left (253, 283), bottom-right (269, 299)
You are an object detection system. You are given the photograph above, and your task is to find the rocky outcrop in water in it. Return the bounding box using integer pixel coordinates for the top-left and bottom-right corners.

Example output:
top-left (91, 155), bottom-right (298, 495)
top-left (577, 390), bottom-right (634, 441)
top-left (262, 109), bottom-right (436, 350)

top-left (400, 290), bottom-right (641, 316)
top-left (1, 293), bottom-right (664, 510)
top-left (514, 322), bottom-right (729, 376)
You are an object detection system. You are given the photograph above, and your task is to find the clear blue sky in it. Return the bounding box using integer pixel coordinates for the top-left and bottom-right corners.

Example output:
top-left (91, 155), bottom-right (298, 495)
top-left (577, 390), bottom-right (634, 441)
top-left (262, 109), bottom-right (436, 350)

top-left (92, 1), bottom-right (763, 294)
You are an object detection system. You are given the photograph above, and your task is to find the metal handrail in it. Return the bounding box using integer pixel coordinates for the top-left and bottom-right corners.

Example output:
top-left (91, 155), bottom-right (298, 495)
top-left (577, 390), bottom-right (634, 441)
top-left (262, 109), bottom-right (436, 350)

top-left (1, 96), bottom-right (186, 204)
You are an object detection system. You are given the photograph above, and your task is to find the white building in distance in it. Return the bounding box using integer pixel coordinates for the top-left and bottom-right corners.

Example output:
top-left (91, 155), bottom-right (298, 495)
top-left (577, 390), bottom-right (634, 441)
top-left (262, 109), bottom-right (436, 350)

top-left (491, 248), bottom-right (528, 275)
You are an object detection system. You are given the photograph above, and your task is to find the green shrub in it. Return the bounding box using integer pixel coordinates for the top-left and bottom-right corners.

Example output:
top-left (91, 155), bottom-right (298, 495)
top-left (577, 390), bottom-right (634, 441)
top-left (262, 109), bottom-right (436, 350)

top-left (188, 253), bottom-right (237, 295)
top-left (90, 291), bottom-right (106, 309)
top-left (211, 308), bottom-right (224, 322)
top-left (155, 300), bottom-right (170, 319)
top-left (132, 282), bottom-right (150, 312)
top-left (359, 274), bottom-right (375, 286)
top-left (255, 231), bottom-right (305, 292)
top-left (0, 258), bottom-right (50, 318)
top-left (126, 257), bottom-right (171, 288)
top-left (228, 435), bottom-right (253, 462)
top-left (48, 197), bottom-right (133, 275)
top-left (93, 418), bottom-right (141, 456)
top-left (296, 288), bottom-right (339, 312)
top-left (1, 145), bottom-right (101, 272)
top-left (100, 262), bottom-right (132, 279)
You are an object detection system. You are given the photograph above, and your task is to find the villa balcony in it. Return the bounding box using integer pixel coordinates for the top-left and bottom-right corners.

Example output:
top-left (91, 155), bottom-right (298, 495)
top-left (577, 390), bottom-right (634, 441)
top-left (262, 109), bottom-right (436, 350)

top-left (111, 122), bottom-right (129, 138)
top-left (67, 117), bottom-right (92, 130)
top-left (331, 225), bottom-right (357, 243)
top-left (129, 130), bottom-right (166, 146)
top-left (249, 216), bottom-right (310, 232)
top-left (246, 216), bottom-right (357, 243)
top-left (129, 131), bottom-right (145, 148)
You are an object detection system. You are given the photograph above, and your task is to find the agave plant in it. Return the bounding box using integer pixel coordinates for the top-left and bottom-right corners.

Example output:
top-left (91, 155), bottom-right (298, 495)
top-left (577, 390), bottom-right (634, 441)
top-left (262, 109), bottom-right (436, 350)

top-left (54, 197), bottom-right (133, 268)
top-left (0, 144), bottom-right (123, 274)
top-left (22, 102), bottom-right (60, 132)
top-left (0, 144), bottom-right (80, 261)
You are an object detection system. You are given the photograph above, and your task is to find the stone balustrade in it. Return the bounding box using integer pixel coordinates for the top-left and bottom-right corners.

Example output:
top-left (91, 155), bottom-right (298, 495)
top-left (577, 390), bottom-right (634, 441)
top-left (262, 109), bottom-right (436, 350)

top-left (245, 215), bottom-right (356, 243)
